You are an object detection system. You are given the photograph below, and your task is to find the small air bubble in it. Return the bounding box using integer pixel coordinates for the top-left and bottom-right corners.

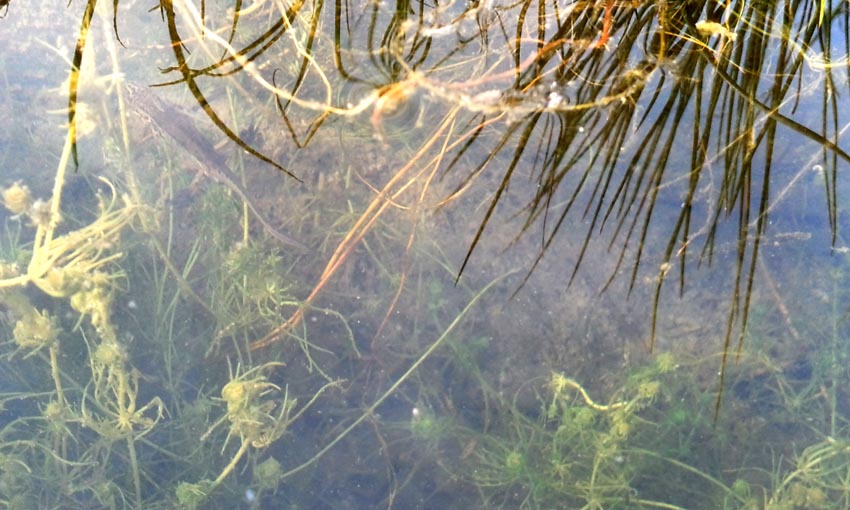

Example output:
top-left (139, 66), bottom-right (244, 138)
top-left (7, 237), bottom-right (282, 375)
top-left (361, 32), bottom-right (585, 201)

top-left (546, 92), bottom-right (563, 108)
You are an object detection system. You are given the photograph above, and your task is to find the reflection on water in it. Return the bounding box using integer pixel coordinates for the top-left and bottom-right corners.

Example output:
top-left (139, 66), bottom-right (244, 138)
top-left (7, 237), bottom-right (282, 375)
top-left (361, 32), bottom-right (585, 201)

top-left (1, 0), bottom-right (850, 508)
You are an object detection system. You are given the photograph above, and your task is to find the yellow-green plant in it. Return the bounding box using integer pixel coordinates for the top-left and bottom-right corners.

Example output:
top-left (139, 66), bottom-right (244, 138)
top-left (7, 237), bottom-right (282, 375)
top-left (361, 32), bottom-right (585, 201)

top-left (173, 361), bottom-right (339, 506)
top-left (402, 355), bottom-right (679, 510)
top-left (0, 170), bottom-right (154, 507)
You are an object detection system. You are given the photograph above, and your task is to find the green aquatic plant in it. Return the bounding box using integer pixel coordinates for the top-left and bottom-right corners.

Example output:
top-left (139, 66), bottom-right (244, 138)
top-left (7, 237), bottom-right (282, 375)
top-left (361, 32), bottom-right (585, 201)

top-left (170, 361), bottom-right (340, 505)
top-left (252, 456), bottom-right (284, 493)
top-left (6, 1), bottom-right (850, 508)
top-left (762, 437), bottom-right (850, 510)
top-left (401, 365), bottom-right (675, 510)
top-left (204, 239), bottom-right (299, 353)
top-left (11, 306), bottom-right (60, 356)
top-left (2, 182), bottom-right (33, 216)
top-left (0, 179), bottom-right (137, 300)
top-left (423, 330), bottom-right (850, 510)
top-left (79, 335), bottom-right (164, 509)
top-left (0, 169), bottom-right (157, 508)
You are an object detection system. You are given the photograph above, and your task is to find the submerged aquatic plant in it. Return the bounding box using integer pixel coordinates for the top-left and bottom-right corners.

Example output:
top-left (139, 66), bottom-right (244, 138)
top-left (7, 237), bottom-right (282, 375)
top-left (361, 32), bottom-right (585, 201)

top-left (3, 0), bottom-right (850, 508)
top-left (110, 0), bottom-right (848, 422)
top-left (175, 362), bottom-right (297, 502)
top-left (0, 179), bottom-right (135, 299)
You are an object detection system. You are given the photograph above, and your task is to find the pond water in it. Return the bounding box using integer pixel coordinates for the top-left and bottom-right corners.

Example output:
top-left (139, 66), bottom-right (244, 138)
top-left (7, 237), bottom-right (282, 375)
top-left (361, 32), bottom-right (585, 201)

top-left (1, 0), bottom-right (850, 509)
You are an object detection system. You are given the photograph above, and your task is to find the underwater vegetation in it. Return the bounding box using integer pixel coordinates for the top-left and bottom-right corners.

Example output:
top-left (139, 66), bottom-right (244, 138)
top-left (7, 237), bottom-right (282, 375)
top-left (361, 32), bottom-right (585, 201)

top-left (0, 174), bottom-right (473, 509)
top-left (3, 102), bottom-right (850, 510)
top-left (2, 0), bottom-right (850, 507)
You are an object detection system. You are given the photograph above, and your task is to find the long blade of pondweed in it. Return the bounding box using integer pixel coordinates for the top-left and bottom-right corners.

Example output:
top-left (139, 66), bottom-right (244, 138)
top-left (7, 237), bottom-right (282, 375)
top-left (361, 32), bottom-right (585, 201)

top-left (279, 268), bottom-right (519, 480)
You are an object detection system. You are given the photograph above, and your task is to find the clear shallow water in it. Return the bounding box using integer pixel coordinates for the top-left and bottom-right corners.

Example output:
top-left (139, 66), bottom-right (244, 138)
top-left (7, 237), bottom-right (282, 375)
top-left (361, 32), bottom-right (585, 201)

top-left (1, 0), bottom-right (850, 508)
